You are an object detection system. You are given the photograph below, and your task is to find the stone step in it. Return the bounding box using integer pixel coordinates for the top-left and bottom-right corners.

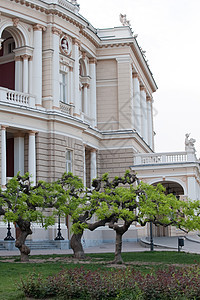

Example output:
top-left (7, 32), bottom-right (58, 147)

top-left (0, 243), bottom-right (6, 250)
top-left (25, 240), bottom-right (59, 250)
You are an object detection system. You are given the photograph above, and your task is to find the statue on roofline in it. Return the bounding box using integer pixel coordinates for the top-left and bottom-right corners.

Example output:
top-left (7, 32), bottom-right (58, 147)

top-left (119, 13), bottom-right (131, 27)
top-left (185, 133), bottom-right (196, 152)
top-left (71, 0), bottom-right (79, 6)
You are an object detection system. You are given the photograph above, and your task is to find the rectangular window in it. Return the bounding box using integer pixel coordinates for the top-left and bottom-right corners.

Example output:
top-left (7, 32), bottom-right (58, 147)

top-left (66, 150), bottom-right (72, 173)
top-left (60, 73), bottom-right (67, 103)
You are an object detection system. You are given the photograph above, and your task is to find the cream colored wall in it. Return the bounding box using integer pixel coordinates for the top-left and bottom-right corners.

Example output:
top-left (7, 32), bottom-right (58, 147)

top-left (98, 148), bottom-right (135, 178)
top-left (117, 60), bottom-right (132, 129)
top-left (36, 131), bottom-right (84, 181)
top-left (97, 59), bottom-right (118, 130)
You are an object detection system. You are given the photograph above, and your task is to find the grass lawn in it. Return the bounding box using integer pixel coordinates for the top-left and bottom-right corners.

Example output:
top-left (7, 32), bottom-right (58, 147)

top-left (1, 251), bottom-right (200, 300)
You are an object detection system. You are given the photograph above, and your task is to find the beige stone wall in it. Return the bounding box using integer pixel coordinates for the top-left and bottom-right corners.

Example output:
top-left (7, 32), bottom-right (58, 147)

top-left (97, 59), bottom-right (118, 130)
top-left (36, 132), bottom-right (84, 182)
top-left (98, 148), bottom-right (135, 179)
top-left (117, 60), bottom-right (132, 129)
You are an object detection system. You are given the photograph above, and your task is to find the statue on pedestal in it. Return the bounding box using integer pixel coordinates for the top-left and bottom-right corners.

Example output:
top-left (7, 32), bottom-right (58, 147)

top-left (119, 14), bottom-right (131, 27)
top-left (185, 133), bottom-right (196, 152)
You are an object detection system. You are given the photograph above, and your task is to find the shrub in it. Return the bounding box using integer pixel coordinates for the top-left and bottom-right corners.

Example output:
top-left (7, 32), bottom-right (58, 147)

top-left (20, 265), bottom-right (200, 299)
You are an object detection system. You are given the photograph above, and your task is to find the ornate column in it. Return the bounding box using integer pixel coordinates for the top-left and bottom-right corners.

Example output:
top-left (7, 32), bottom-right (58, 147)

top-left (21, 54), bottom-right (29, 93)
top-left (14, 133), bottom-right (24, 176)
top-left (187, 176), bottom-right (198, 201)
top-left (15, 56), bottom-right (22, 92)
top-left (83, 83), bottom-right (89, 115)
top-left (73, 38), bottom-right (80, 116)
top-left (89, 58), bottom-right (97, 126)
top-left (90, 149), bottom-right (97, 186)
top-left (28, 56), bottom-right (33, 94)
top-left (147, 97), bottom-right (153, 149)
top-left (1, 126), bottom-right (7, 188)
top-left (52, 27), bottom-right (62, 109)
top-left (33, 24), bottom-right (46, 107)
top-left (133, 73), bottom-right (141, 135)
top-left (28, 131), bottom-right (36, 186)
top-left (69, 66), bottom-right (74, 105)
top-left (140, 86), bottom-right (148, 142)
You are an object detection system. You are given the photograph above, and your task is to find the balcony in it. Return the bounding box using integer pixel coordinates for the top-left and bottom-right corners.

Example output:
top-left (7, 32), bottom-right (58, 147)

top-left (133, 151), bottom-right (198, 166)
top-left (0, 87), bottom-right (35, 108)
top-left (60, 101), bottom-right (74, 115)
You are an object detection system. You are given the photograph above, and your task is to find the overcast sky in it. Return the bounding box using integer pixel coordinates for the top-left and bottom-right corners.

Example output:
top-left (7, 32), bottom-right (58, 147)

top-left (79, 0), bottom-right (200, 156)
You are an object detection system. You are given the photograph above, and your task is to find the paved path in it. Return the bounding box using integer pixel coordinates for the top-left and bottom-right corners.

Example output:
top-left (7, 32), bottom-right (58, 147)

top-left (0, 235), bottom-right (200, 256)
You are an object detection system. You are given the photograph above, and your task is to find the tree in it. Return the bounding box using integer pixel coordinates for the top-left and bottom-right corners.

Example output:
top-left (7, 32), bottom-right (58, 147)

top-left (86, 171), bottom-right (194, 263)
top-left (0, 173), bottom-right (56, 262)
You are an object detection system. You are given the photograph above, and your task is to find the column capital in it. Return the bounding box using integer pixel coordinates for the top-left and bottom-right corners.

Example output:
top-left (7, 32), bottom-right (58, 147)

top-left (72, 37), bottom-right (81, 47)
top-left (28, 130), bottom-right (37, 136)
top-left (133, 72), bottom-right (139, 79)
top-left (15, 56), bottom-right (22, 62)
top-left (147, 96), bottom-right (152, 102)
top-left (89, 57), bottom-right (97, 64)
top-left (21, 54), bottom-right (31, 60)
top-left (140, 86), bottom-right (146, 93)
top-left (1, 125), bottom-right (8, 130)
top-left (33, 24), bottom-right (46, 31)
top-left (52, 26), bottom-right (62, 36)
top-left (91, 148), bottom-right (97, 153)
top-left (83, 83), bottom-right (89, 88)
top-left (69, 66), bottom-right (73, 72)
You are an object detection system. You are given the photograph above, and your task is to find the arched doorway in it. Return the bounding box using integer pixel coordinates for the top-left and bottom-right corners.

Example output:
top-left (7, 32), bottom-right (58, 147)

top-left (152, 181), bottom-right (184, 237)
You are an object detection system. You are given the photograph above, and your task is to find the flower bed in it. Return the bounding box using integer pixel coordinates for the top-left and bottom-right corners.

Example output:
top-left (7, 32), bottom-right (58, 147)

top-left (20, 266), bottom-right (200, 299)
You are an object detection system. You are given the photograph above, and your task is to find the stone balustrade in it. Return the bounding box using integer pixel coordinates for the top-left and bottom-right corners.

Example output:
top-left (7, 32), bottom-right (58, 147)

top-left (0, 87), bottom-right (35, 108)
top-left (134, 151), bottom-right (197, 165)
top-left (60, 101), bottom-right (74, 115)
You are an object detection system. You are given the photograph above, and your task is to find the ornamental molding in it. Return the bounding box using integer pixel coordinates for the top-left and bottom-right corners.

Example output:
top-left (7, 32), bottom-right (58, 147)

top-left (60, 35), bottom-right (72, 57)
top-left (12, 17), bottom-right (19, 27)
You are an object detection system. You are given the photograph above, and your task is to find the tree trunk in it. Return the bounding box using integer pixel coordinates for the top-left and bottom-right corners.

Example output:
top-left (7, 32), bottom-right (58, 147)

top-left (15, 220), bottom-right (32, 262)
top-left (114, 231), bottom-right (124, 264)
top-left (70, 232), bottom-right (85, 259)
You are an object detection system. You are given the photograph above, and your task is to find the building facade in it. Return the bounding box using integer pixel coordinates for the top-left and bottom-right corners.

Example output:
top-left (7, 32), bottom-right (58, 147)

top-left (2, 0), bottom-right (194, 244)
